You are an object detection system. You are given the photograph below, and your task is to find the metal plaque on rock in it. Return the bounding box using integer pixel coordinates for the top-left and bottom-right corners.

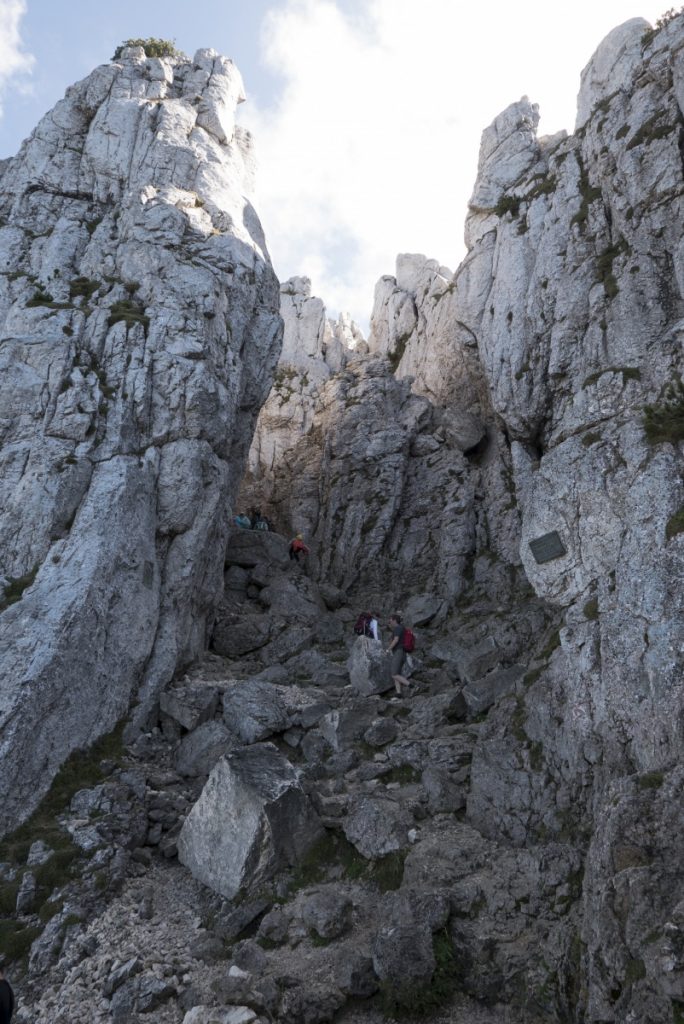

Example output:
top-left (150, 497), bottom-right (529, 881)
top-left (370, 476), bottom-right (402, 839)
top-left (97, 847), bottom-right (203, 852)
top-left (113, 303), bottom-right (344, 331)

top-left (529, 531), bottom-right (567, 564)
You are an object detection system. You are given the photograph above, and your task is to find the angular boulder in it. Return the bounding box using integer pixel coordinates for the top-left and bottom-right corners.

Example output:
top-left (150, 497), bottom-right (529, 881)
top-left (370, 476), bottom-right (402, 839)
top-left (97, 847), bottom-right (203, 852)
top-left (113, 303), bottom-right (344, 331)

top-left (222, 680), bottom-right (289, 743)
top-left (347, 638), bottom-right (393, 696)
top-left (178, 743), bottom-right (323, 898)
top-left (174, 721), bottom-right (238, 778)
top-left (342, 795), bottom-right (412, 859)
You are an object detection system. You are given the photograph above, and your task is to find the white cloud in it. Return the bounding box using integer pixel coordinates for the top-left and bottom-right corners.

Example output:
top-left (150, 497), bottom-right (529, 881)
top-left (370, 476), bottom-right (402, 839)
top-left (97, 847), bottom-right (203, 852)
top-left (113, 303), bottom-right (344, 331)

top-left (244, 0), bottom-right (669, 327)
top-left (0, 0), bottom-right (34, 116)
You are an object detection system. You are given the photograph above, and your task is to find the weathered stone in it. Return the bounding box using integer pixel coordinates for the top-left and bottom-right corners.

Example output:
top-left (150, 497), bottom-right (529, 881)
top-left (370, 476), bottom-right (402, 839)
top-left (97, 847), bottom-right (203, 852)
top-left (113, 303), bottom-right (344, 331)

top-left (159, 686), bottom-right (219, 732)
top-left (178, 744), bottom-right (323, 898)
top-left (402, 593), bottom-right (446, 627)
top-left (300, 886), bottom-right (353, 940)
top-left (421, 764), bottom-right (466, 814)
top-left (319, 701), bottom-right (378, 751)
top-left (183, 1009), bottom-right (257, 1024)
top-left (342, 795), bottom-right (412, 859)
top-left (175, 721), bottom-right (238, 778)
top-left (462, 664), bottom-right (526, 716)
top-left (363, 717), bottom-right (398, 747)
top-left (335, 954), bottom-right (379, 998)
top-left (371, 894), bottom-right (436, 995)
top-left (15, 871), bottom-right (36, 915)
top-left (212, 611), bottom-right (272, 658)
top-left (26, 840), bottom-right (53, 867)
top-left (257, 908), bottom-right (290, 946)
top-left (222, 680), bottom-right (289, 743)
top-left (347, 638), bottom-right (393, 696)
top-left (104, 956), bottom-right (143, 997)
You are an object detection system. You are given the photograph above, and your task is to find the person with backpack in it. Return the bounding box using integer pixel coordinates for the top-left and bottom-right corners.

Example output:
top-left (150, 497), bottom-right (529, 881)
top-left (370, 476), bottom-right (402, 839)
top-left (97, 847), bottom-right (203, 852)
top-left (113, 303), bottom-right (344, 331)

top-left (353, 611), bottom-right (379, 640)
top-left (289, 534), bottom-right (309, 562)
top-left (386, 613), bottom-right (415, 696)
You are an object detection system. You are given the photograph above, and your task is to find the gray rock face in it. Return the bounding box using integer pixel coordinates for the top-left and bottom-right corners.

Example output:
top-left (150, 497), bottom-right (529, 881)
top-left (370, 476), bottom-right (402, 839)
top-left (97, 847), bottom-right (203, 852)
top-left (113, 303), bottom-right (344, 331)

top-left (0, 47), bottom-right (282, 836)
top-left (342, 795), bottom-right (412, 859)
top-left (177, 743), bottom-right (323, 898)
top-left (300, 886), bottom-right (353, 940)
top-left (347, 638), bottom-right (393, 696)
top-left (174, 720), bottom-right (238, 778)
top-left (371, 893), bottom-right (436, 996)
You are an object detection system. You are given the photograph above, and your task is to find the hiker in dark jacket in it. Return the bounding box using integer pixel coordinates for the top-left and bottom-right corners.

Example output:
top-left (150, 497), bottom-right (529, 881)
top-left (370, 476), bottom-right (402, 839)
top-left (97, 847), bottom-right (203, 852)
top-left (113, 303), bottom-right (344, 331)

top-left (0, 966), bottom-right (15, 1024)
top-left (386, 613), bottom-right (411, 696)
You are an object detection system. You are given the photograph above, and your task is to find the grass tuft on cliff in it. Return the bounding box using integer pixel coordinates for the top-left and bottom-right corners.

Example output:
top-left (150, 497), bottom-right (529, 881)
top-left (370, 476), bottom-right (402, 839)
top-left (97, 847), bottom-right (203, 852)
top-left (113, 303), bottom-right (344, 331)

top-left (643, 378), bottom-right (684, 444)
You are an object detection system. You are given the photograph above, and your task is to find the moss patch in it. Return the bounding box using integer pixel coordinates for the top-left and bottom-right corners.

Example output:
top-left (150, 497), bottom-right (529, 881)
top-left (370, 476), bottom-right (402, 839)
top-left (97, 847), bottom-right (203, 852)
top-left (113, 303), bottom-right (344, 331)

top-left (287, 833), bottom-right (407, 895)
top-left (583, 598), bottom-right (599, 620)
top-left (0, 919), bottom-right (41, 963)
top-left (637, 770), bottom-right (664, 790)
top-left (107, 299), bottom-right (149, 332)
top-left (1, 563), bottom-right (39, 610)
top-left (69, 277), bottom-right (99, 302)
top-left (644, 379), bottom-right (684, 444)
top-left (583, 366), bottom-right (641, 388)
top-left (666, 506), bottom-right (684, 541)
top-left (626, 113), bottom-right (677, 150)
top-left (0, 721), bottom-right (126, 867)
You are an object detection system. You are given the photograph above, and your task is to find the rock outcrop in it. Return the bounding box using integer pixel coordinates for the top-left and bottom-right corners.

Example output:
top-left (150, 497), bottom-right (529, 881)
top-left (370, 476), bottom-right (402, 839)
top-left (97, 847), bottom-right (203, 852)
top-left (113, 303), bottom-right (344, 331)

top-left (0, 46), bottom-right (281, 836)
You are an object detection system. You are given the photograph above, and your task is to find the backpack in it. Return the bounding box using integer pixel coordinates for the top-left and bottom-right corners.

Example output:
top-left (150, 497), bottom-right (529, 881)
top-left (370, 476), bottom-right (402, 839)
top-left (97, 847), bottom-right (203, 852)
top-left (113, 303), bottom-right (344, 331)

top-left (402, 627), bottom-right (415, 652)
top-left (354, 613), bottom-right (372, 637)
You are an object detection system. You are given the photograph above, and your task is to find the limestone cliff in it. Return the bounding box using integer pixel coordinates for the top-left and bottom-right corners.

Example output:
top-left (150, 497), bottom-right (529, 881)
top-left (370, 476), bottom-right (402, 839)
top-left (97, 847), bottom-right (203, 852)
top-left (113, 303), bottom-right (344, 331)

top-left (0, 46), bottom-right (282, 836)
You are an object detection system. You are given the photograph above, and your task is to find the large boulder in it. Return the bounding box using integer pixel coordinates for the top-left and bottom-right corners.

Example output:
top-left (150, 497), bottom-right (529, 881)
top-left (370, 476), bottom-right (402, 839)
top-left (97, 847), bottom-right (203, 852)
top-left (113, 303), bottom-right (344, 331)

top-left (347, 638), bottom-right (393, 695)
top-left (178, 743), bottom-right (324, 898)
top-left (222, 680), bottom-right (289, 743)
top-left (174, 721), bottom-right (238, 778)
top-left (342, 796), bottom-right (412, 859)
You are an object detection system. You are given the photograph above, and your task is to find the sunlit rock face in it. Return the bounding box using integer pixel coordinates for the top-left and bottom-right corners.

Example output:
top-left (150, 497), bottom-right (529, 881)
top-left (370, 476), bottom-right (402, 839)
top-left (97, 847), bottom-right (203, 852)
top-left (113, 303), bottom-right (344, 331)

top-left (0, 46), bottom-right (282, 836)
top-left (445, 17), bottom-right (684, 1021)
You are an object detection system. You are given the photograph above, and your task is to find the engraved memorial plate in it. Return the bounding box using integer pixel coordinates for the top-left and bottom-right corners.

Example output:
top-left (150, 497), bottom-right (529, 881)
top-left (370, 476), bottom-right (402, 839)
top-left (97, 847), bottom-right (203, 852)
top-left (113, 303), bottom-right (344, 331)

top-left (529, 530), bottom-right (567, 564)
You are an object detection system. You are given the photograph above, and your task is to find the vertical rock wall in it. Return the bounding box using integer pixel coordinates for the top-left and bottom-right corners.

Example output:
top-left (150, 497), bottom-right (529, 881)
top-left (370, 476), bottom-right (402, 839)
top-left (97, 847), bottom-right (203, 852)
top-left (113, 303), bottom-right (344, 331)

top-left (0, 46), bottom-right (282, 836)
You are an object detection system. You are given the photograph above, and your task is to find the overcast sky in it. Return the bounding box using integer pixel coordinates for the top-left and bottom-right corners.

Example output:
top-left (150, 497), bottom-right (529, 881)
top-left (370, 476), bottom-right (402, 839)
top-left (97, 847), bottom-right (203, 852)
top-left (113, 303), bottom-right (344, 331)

top-left (0, 0), bottom-right (671, 328)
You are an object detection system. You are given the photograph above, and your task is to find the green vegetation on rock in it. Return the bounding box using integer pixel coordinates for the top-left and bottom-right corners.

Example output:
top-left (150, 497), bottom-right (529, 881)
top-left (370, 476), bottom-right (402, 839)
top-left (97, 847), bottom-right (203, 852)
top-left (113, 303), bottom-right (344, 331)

top-left (107, 299), bottom-right (149, 332)
top-left (643, 378), bottom-right (684, 444)
top-left (1, 563), bottom-right (39, 610)
top-left (666, 506), bottom-right (684, 541)
top-left (112, 38), bottom-right (184, 60)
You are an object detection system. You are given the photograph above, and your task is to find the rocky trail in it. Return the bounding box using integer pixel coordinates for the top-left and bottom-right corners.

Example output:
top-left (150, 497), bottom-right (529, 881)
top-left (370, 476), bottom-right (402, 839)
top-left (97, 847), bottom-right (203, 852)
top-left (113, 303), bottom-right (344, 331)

top-left (2, 529), bottom-right (568, 1024)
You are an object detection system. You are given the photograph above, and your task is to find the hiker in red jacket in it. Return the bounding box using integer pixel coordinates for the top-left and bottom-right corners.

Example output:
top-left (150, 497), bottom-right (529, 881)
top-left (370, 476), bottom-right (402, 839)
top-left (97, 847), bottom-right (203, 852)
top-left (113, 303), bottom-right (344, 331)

top-left (289, 534), bottom-right (309, 563)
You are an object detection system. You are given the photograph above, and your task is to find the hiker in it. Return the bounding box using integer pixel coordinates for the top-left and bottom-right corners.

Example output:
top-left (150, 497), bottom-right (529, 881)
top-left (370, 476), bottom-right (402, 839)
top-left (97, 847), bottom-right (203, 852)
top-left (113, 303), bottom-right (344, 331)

top-left (289, 533), bottom-right (309, 562)
top-left (386, 613), bottom-right (412, 696)
top-left (0, 966), bottom-right (14, 1024)
top-left (234, 512), bottom-right (251, 529)
top-left (254, 512), bottom-right (269, 531)
top-left (353, 611), bottom-right (377, 638)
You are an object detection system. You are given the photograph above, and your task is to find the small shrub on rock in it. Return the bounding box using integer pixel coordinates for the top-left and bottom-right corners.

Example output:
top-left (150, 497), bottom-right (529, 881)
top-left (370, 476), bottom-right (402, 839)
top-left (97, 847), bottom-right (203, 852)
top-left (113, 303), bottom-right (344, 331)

top-left (112, 38), bottom-right (183, 60)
